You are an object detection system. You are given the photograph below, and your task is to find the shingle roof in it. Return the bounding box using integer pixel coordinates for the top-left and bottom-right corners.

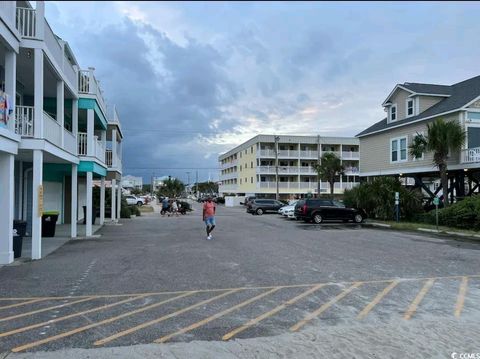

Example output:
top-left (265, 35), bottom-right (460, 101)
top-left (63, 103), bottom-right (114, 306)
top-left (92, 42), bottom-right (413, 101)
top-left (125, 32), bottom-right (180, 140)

top-left (357, 75), bottom-right (480, 137)
top-left (401, 82), bottom-right (452, 95)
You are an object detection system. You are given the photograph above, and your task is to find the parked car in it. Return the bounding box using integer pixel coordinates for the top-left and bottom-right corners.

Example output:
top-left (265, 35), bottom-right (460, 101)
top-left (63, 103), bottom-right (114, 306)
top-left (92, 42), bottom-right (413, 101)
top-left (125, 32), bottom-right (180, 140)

top-left (294, 199), bottom-right (365, 224)
top-left (279, 203), bottom-right (296, 216)
top-left (247, 199), bottom-right (285, 215)
top-left (284, 207), bottom-right (297, 219)
top-left (125, 195), bottom-right (145, 206)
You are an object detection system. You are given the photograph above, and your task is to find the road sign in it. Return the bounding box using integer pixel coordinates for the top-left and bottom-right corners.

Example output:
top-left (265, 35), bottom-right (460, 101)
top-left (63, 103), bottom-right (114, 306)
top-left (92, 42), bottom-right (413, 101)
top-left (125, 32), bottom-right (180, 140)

top-left (395, 192), bottom-right (399, 200)
top-left (433, 197), bottom-right (440, 206)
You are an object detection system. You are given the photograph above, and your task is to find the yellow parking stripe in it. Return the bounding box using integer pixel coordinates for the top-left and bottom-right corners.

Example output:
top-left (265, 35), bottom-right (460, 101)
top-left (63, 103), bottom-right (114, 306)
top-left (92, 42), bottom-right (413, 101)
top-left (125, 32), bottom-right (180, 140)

top-left (357, 280), bottom-right (399, 320)
top-left (454, 277), bottom-right (468, 318)
top-left (223, 284), bottom-right (325, 341)
top-left (0, 295), bottom-right (147, 338)
top-left (0, 297), bottom-right (95, 323)
top-left (290, 282), bottom-right (362, 332)
top-left (10, 292), bottom-right (195, 353)
top-left (0, 299), bottom-right (45, 310)
top-left (403, 279), bottom-right (435, 320)
top-left (156, 287), bottom-right (281, 343)
top-left (94, 289), bottom-right (240, 346)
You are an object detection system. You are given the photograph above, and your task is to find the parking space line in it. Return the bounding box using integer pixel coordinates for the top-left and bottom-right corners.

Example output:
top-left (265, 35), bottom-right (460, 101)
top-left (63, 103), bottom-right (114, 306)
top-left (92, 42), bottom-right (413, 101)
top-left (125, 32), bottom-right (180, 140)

top-left (290, 282), bottom-right (362, 332)
top-left (94, 289), bottom-right (240, 346)
top-left (357, 280), bottom-right (399, 320)
top-left (10, 291), bottom-right (195, 353)
top-left (454, 277), bottom-right (468, 318)
top-left (0, 299), bottom-right (45, 310)
top-left (0, 297), bottom-right (95, 323)
top-left (403, 279), bottom-right (435, 320)
top-left (156, 287), bottom-right (281, 343)
top-left (222, 284), bottom-right (325, 341)
top-left (0, 295), bottom-right (148, 338)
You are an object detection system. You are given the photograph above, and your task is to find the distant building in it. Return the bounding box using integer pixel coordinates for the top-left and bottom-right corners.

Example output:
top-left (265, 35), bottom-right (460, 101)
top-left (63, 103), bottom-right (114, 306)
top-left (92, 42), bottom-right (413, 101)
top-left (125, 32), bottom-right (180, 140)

top-left (122, 175), bottom-right (143, 190)
top-left (152, 176), bottom-right (173, 192)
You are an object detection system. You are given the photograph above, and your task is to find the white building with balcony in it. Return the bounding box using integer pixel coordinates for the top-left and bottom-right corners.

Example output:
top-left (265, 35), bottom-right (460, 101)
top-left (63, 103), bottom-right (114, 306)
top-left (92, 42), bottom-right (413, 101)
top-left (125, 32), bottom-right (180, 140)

top-left (218, 135), bottom-right (360, 199)
top-left (122, 175), bottom-right (142, 190)
top-left (0, 1), bottom-right (124, 264)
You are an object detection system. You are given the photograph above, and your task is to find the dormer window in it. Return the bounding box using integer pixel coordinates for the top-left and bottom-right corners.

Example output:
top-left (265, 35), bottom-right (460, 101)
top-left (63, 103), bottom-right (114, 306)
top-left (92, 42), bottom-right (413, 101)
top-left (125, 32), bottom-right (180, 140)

top-left (407, 99), bottom-right (414, 117)
top-left (390, 104), bottom-right (397, 122)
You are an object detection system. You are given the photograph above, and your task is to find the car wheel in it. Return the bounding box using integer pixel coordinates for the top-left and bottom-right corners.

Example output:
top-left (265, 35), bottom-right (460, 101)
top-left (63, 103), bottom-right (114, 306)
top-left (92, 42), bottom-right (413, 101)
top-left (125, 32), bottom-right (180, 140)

top-left (354, 214), bottom-right (363, 223)
top-left (137, 201), bottom-right (143, 206)
top-left (313, 214), bottom-right (323, 224)
top-left (256, 208), bottom-right (264, 215)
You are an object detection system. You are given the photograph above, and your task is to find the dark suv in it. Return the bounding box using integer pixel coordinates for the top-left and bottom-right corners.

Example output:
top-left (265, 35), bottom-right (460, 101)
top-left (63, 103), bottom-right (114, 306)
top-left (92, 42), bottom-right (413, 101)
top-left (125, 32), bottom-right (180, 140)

top-left (294, 199), bottom-right (365, 224)
top-left (243, 196), bottom-right (256, 207)
top-left (247, 199), bottom-right (285, 215)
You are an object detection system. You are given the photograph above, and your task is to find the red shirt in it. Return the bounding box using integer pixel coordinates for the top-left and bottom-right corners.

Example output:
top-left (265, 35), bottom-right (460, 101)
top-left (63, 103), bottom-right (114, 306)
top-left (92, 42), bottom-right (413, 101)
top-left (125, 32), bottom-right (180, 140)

top-left (203, 201), bottom-right (216, 217)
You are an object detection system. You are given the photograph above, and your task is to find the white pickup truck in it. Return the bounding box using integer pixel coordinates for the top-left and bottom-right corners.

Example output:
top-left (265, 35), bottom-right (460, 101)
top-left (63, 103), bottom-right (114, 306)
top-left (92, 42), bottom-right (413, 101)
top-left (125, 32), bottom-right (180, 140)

top-left (125, 195), bottom-right (145, 206)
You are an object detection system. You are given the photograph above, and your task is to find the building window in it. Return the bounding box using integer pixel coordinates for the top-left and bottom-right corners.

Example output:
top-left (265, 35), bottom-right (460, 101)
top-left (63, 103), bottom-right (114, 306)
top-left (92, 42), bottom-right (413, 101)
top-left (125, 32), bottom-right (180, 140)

top-left (251, 161), bottom-right (253, 168)
top-left (391, 137), bottom-right (407, 162)
top-left (251, 177), bottom-right (253, 183)
top-left (407, 99), bottom-right (414, 117)
top-left (245, 149), bottom-right (247, 154)
top-left (240, 178), bottom-right (242, 184)
top-left (245, 177), bottom-right (247, 183)
top-left (251, 147), bottom-right (253, 153)
top-left (240, 165), bottom-right (242, 171)
top-left (390, 105), bottom-right (397, 121)
top-left (240, 152), bottom-right (242, 158)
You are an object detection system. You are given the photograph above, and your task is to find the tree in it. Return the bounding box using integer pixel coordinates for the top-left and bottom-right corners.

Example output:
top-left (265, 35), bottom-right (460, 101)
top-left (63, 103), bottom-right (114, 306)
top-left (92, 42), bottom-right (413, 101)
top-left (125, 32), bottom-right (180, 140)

top-left (409, 119), bottom-right (465, 206)
top-left (157, 178), bottom-right (185, 198)
top-left (130, 188), bottom-right (142, 196)
top-left (314, 152), bottom-right (344, 197)
top-left (192, 181), bottom-right (218, 195)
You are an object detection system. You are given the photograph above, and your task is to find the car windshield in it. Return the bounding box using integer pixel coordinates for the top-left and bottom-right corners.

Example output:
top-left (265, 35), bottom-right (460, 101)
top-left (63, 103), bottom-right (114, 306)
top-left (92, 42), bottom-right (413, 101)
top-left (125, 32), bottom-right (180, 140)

top-left (332, 201), bottom-right (346, 208)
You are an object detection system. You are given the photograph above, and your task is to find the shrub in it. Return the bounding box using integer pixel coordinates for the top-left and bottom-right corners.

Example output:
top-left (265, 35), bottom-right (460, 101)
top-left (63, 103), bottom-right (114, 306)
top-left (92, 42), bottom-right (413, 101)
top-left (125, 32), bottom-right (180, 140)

top-left (216, 197), bottom-right (225, 204)
top-left (343, 177), bottom-right (423, 220)
top-left (129, 205), bottom-right (141, 216)
top-left (437, 195), bottom-right (480, 230)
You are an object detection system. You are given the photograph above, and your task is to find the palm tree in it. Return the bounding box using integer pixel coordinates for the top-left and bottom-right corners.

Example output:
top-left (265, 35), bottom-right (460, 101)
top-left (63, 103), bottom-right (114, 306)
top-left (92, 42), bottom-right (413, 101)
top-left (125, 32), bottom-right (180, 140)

top-left (409, 119), bottom-right (465, 206)
top-left (157, 178), bottom-right (185, 198)
top-left (314, 152), bottom-right (344, 197)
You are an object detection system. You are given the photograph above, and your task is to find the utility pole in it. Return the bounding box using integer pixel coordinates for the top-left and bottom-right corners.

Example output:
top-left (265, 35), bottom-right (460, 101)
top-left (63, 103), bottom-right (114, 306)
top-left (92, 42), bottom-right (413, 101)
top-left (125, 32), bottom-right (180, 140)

top-left (196, 170), bottom-right (199, 198)
top-left (274, 135), bottom-right (280, 200)
top-left (317, 135), bottom-right (321, 198)
top-left (151, 172), bottom-right (155, 194)
top-left (186, 172), bottom-right (190, 194)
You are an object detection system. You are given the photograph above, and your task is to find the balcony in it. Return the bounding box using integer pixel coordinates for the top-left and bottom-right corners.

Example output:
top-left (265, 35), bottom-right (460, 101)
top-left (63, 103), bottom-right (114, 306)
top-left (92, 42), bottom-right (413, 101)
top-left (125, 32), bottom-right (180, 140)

top-left (300, 150), bottom-right (318, 158)
top-left (344, 167), bottom-right (360, 176)
top-left (220, 171), bottom-right (237, 180)
top-left (258, 149), bottom-right (276, 157)
top-left (221, 159), bottom-right (238, 169)
top-left (258, 181), bottom-right (359, 191)
top-left (16, 7), bottom-right (77, 90)
top-left (79, 69), bottom-right (107, 117)
top-left (105, 149), bottom-right (122, 171)
top-left (461, 147), bottom-right (480, 164)
top-left (342, 151), bottom-right (360, 160)
top-left (15, 106), bottom-right (34, 137)
top-left (257, 166), bottom-right (301, 174)
top-left (78, 132), bottom-right (105, 163)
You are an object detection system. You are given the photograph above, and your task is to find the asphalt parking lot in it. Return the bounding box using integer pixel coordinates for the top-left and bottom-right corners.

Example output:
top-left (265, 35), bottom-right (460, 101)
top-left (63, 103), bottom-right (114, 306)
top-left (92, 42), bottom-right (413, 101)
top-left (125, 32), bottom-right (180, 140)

top-left (1, 201), bottom-right (479, 355)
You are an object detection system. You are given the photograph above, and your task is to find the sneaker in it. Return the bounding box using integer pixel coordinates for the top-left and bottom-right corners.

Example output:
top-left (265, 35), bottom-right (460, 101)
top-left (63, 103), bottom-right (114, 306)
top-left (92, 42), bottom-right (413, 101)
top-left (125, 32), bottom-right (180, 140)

top-left (207, 235), bottom-right (212, 240)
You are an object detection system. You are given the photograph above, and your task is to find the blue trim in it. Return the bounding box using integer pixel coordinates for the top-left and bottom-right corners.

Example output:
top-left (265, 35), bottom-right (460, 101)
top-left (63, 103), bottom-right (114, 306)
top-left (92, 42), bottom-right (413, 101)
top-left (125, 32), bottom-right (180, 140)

top-left (78, 161), bottom-right (107, 177)
top-left (78, 98), bottom-right (108, 130)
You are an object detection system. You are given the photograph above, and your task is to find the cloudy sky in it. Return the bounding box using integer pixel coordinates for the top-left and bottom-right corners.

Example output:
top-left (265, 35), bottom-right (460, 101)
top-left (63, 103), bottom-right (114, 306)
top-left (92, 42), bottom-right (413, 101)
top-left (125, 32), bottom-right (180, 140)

top-left (46, 1), bottom-right (480, 183)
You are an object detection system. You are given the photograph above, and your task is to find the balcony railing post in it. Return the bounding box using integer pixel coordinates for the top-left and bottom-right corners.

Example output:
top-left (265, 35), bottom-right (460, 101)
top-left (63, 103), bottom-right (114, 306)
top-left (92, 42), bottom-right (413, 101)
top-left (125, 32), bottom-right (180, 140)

top-left (35, 2), bottom-right (44, 40)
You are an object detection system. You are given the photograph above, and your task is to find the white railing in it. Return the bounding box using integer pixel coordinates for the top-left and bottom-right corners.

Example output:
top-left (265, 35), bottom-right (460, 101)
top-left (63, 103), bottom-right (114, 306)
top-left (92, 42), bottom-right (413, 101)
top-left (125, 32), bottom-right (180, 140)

top-left (259, 182), bottom-right (299, 189)
top-left (344, 167), bottom-right (360, 175)
top-left (78, 132), bottom-right (87, 155)
top-left (221, 159), bottom-right (238, 168)
top-left (16, 7), bottom-right (36, 38)
top-left (278, 150), bottom-right (299, 158)
top-left (334, 182), bottom-right (360, 190)
top-left (219, 185), bottom-right (237, 192)
top-left (342, 151), bottom-right (360, 159)
top-left (78, 69), bottom-right (107, 115)
top-left (64, 130), bottom-right (76, 154)
top-left (220, 172), bottom-right (237, 180)
top-left (43, 111), bottom-right (62, 146)
top-left (63, 56), bottom-right (77, 89)
top-left (322, 150), bottom-right (341, 158)
top-left (259, 149), bottom-right (276, 157)
top-left (461, 147), bottom-right (480, 164)
top-left (257, 166), bottom-right (316, 174)
top-left (300, 150), bottom-right (318, 158)
top-left (0, 2), bottom-right (16, 28)
top-left (298, 167), bottom-right (317, 174)
top-left (95, 137), bottom-right (105, 163)
top-left (15, 106), bottom-right (34, 136)
top-left (105, 149), bottom-right (113, 167)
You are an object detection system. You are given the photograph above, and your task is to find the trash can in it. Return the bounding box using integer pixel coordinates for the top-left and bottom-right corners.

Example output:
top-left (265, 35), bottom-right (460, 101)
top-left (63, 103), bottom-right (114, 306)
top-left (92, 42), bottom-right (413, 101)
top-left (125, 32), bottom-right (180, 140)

top-left (42, 211), bottom-right (59, 237)
top-left (13, 220), bottom-right (27, 237)
top-left (13, 231), bottom-right (23, 258)
top-left (82, 206), bottom-right (97, 225)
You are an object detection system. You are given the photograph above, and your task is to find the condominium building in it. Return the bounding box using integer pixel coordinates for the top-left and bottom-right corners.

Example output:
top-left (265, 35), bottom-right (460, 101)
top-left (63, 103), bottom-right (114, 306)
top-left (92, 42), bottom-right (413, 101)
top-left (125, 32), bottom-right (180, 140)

top-left (218, 135), bottom-right (360, 199)
top-left (0, 1), bottom-right (123, 264)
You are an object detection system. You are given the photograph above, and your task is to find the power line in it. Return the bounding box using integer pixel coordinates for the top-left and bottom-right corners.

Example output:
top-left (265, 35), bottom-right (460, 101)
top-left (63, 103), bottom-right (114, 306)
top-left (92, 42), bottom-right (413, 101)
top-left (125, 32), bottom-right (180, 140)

top-left (124, 167), bottom-right (220, 170)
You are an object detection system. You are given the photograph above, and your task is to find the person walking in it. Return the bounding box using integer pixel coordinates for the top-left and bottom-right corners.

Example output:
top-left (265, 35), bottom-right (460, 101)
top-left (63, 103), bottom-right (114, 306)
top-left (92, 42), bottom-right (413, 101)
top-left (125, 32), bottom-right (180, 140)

top-left (171, 199), bottom-right (179, 217)
top-left (161, 197), bottom-right (169, 217)
top-left (203, 196), bottom-right (216, 240)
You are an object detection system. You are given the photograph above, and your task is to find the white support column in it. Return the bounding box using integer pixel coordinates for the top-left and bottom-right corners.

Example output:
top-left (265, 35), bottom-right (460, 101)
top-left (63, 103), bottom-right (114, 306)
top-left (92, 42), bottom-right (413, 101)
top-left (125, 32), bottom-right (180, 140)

top-left (111, 129), bottom-right (117, 167)
top-left (72, 99), bottom-right (78, 138)
top-left (100, 177), bottom-right (105, 225)
top-left (117, 182), bottom-right (121, 220)
top-left (56, 80), bottom-right (64, 146)
top-left (35, 1), bottom-right (45, 40)
top-left (31, 150), bottom-right (43, 260)
top-left (86, 172), bottom-right (93, 236)
top-left (87, 109), bottom-right (94, 156)
top-left (34, 48), bottom-right (44, 139)
top-left (111, 179), bottom-right (116, 222)
top-left (5, 50), bottom-right (16, 132)
top-left (71, 164), bottom-right (77, 238)
top-left (0, 154), bottom-right (15, 264)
